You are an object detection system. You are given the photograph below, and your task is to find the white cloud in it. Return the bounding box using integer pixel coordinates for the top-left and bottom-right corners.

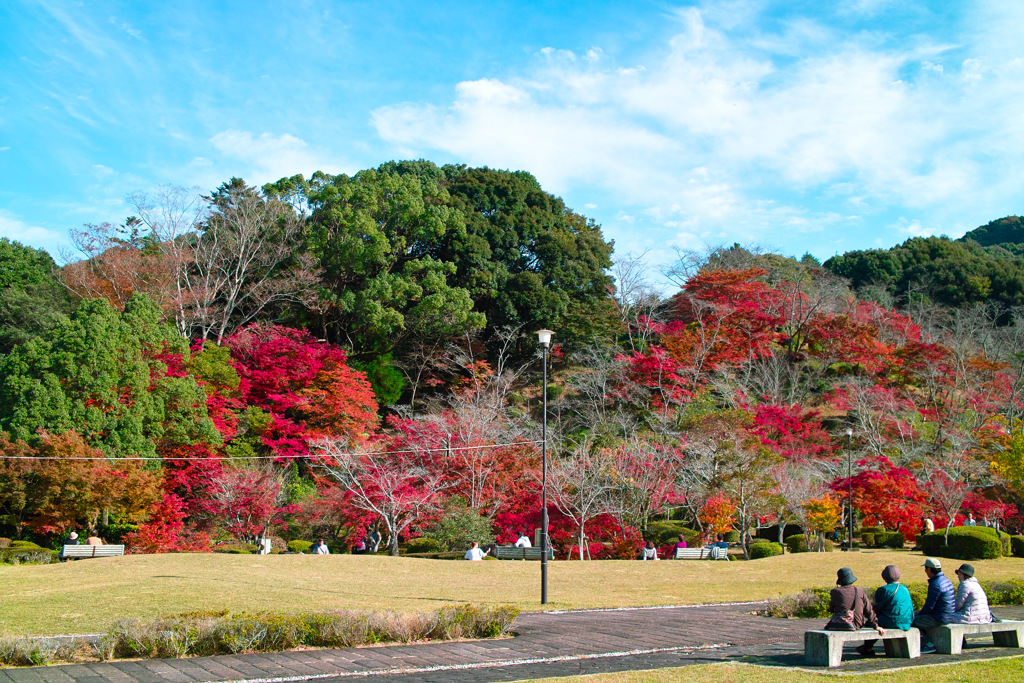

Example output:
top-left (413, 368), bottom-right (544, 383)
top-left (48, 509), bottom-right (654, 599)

top-left (207, 130), bottom-right (346, 185)
top-left (371, 3), bottom-right (1024, 259)
top-left (0, 210), bottom-right (66, 247)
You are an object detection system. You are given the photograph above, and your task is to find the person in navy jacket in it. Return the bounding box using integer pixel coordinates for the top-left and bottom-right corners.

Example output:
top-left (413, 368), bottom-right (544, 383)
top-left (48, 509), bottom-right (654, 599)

top-left (912, 557), bottom-right (955, 645)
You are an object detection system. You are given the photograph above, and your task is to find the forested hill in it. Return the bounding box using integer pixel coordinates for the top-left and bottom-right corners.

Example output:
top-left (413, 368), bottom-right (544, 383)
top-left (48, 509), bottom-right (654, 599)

top-left (823, 215), bottom-right (1024, 309)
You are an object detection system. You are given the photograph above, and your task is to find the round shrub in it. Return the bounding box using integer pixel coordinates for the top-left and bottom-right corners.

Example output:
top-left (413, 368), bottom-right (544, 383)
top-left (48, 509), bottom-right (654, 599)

top-left (785, 534), bottom-right (807, 553)
top-left (214, 543), bottom-right (257, 554)
top-left (884, 531), bottom-right (905, 548)
top-left (545, 383), bottom-right (564, 400)
top-left (748, 542), bottom-right (783, 559)
top-left (724, 530), bottom-right (740, 543)
top-left (404, 537), bottom-right (443, 554)
top-left (1011, 536), bottom-right (1024, 558)
top-left (917, 528), bottom-right (1002, 560)
top-left (287, 540), bottom-right (313, 554)
top-left (861, 532), bottom-right (875, 547)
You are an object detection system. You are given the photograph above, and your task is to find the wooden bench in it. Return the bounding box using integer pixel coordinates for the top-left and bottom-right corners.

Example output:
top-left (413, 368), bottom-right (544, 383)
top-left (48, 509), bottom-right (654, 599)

top-left (61, 544), bottom-right (125, 559)
top-left (933, 620), bottom-right (1024, 655)
top-left (493, 545), bottom-right (553, 560)
top-left (805, 628), bottom-right (920, 668)
top-left (674, 546), bottom-right (727, 560)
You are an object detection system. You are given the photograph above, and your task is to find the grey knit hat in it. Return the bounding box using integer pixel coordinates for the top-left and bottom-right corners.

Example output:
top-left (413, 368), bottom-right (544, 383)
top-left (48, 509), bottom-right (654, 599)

top-left (837, 567), bottom-right (857, 586)
top-left (881, 565), bottom-right (901, 584)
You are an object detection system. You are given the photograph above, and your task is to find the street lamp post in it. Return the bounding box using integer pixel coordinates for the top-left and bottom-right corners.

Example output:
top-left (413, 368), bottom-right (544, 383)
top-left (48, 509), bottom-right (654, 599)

top-left (536, 329), bottom-right (554, 605)
top-left (845, 427), bottom-right (854, 550)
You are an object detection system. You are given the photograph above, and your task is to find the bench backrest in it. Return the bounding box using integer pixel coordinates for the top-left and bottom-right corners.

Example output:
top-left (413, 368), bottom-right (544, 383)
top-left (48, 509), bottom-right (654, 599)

top-left (494, 545), bottom-right (553, 560)
top-left (62, 544), bottom-right (125, 558)
top-left (674, 546), bottom-right (728, 560)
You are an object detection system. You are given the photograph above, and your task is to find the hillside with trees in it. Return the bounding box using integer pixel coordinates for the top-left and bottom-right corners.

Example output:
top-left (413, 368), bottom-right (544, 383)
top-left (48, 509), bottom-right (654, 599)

top-left (1, 166), bottom-right (1022, 561)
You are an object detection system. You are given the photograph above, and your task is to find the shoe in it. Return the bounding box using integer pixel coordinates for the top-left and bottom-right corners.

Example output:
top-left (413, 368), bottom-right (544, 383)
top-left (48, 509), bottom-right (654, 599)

top-left (856, 646), bottom-right (876, 658)
top-left (921, 643), bottom-right (936, 654)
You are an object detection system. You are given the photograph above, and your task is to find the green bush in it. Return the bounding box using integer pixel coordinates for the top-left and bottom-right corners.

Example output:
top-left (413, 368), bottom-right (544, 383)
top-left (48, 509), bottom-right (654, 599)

top-left (645, 521), bottom-right (701, 548)
top-left (213, 543), bottom-right (258, 554)
top-left (1011, 536), bottom-right (1024, 558)
top-left (784, 534), bottom-right (807, 553)
top-left (884, 531), bottom-right (905, 548)
top-left (99, 524), bottom-right (138, 544)
top-left (748, 542), bottom-right (783, 559)
top-left (861, 532), bottom-right (875, 547)
top-left (918, 528), bottom-right (1002, 560)
top-left (287, 540), bottom-right (313, 554)
top-left (545, 383), bottom-right (564, 400)
top-left (755, 525), bottom-right (803, 541)
top-left (404, 537), bottom-right (443, 554)
top-left (0, 543), bottom-right (53, 564)
top-left (723, 530), bottom-right (740, 543)
top-left (764, 588), bottom-right (831, 618)
top-left (0, 538), bottom-right (10, 548)
top-left (421, 502), bottom-right (494, 552)
top-left (401, 551), bottom-right (466, 560)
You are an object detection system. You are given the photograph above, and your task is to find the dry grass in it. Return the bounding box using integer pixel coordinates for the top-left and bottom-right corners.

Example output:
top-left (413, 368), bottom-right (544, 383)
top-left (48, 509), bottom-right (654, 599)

top-left (3, 549), bottom-right (1023, 635)
top-left (522, 658), bottom-right (1024, 683)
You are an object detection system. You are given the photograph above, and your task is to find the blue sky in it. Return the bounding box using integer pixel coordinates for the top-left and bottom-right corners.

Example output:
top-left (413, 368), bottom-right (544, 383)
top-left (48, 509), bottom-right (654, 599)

top-left (2, 1), bottom-right (1023, 276)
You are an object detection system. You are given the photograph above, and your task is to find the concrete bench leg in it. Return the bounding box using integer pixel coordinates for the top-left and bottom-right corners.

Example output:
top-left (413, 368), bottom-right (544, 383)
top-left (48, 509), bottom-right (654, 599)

top-left (804, 631), bottom-right (843, 668)
top-left (992, 627), bottom-right (1023, 648)
top-left (934, 627), bottom-right (962, 655)
top-left (882, 631), bottom-right (920, 659)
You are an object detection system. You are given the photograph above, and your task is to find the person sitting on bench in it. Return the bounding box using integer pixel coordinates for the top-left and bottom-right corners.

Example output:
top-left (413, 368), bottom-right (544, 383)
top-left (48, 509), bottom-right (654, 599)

top-left (825, 567), bottom-right (885, 645)
top-left (951, 564), bottom-right (992, 624)
top-left (859, 564), bottom-right (912, 656)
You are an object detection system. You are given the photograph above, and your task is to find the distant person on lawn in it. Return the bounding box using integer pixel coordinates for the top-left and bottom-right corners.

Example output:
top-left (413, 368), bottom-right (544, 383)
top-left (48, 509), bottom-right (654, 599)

top-left (675, 534), bottom-right (688, 551)
top-left (913, 557), bottom-right (955, 645)
top-left (951, 564), bottom-right (992, 624)
top-left (515, 531), bottom-right (532, 548)
top-left (465, 541), bottom-right (489, 561)
top-left (859, 564), bottom-right (913, 656)
top-left (312, 539), bottom-right (330, 554)
top-left (825, 567), bottom-right (885, 657)
top-left (639, 540), bottom-right (659, 560)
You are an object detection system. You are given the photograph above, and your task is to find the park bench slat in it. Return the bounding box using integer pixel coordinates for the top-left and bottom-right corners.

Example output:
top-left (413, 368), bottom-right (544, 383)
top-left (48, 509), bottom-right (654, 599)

top-left (674, 547), bottom-right (727, 560)
top-left (804, 628), bottom-right (920, 667)
top-left (493, 546), bottom-right (553, 560)
top-left (933, 620), bottom-right (1024, 654)
top-left (61, 544), bottom-right (125, 558)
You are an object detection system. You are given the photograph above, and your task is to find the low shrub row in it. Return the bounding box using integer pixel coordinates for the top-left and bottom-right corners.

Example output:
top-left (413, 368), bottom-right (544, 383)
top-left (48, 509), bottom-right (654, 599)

top-left (917, 527), bottom-right (1007, 560)
top-left (765, 579), bottom-right (1024, 619)
top-left (0, 541), bottom-right (55, 565)
top-left (748, 541), bottom-right (783, 559)
top-left (0, 604), bottom-right (520, 666)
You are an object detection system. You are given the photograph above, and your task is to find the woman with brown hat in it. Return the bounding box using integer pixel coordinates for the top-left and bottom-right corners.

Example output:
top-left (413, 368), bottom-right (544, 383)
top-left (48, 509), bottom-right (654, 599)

top-left (824, 567), bottom-right (886, 640)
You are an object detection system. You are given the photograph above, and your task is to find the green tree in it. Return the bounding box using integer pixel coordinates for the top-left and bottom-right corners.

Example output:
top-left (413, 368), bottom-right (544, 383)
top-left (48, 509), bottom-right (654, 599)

top-left (0, 239), bottom-right (74, 356)
top-left (0, 294), bottom-right (220, 458)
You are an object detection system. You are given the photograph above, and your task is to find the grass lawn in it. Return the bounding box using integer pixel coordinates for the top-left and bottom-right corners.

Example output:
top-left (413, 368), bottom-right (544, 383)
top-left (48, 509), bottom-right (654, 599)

top-left (2, 549), bottom-right (1023, 635)
top-left (522, 658), bottom-right (1024, 682)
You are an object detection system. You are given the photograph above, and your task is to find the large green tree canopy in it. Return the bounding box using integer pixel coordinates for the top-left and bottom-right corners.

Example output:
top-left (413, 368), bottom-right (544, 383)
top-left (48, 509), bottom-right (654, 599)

top-left (266, 160), bottom-right (616, 357)
top-left (0, 238), bottom-right (74, 357)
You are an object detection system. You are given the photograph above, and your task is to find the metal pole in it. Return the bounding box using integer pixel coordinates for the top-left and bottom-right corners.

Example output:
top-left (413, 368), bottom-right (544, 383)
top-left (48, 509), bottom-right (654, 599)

top-left (847, 430), bottom-right (853, 550)
top-left (541, 342), bottom-right (549, 605)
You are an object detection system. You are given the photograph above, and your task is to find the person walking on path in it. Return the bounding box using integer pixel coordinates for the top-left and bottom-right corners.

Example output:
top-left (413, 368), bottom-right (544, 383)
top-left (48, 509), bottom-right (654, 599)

top-left (859, 564), bottom-right (913, 656)
top-left (913, 557), bottom-right (955, 649)
top-left (951, 563), bottom-right (992, 624)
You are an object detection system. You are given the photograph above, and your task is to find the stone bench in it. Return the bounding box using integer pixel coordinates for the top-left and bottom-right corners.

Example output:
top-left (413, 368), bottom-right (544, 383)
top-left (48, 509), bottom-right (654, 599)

top-left (804, 628), bottom-right (920, 668)
top-left (674, 546), bottom-right (727, 560)
top-left (933, 620), bottom-right (1024, 655)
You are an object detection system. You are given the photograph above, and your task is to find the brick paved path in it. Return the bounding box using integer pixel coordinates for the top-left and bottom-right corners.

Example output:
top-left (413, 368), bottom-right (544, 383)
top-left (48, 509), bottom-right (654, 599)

top-left (3, 604), bottom-right (1022, 683)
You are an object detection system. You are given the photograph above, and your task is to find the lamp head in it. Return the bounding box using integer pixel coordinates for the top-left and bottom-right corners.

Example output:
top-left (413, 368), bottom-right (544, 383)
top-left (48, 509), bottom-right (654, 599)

top-left (536, 329), bottom-right (554, 347)
top-left (845, 428), bottom-right (853, 437)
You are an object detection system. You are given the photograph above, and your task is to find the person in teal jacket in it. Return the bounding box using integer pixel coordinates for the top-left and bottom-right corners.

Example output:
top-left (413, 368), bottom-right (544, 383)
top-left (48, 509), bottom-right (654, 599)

top-left (857, 565), bottom-right (914, 657)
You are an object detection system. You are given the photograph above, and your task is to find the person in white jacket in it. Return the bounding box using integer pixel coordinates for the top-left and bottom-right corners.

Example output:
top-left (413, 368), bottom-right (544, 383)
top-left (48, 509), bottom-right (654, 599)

top-left (951, 563), bottom-right (992, 624)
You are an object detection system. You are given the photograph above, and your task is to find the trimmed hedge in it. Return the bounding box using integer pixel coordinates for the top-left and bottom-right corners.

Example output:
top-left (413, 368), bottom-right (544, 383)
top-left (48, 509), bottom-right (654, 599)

top-left (287, 540), bottom-right (313, 554)
top-left (724, 530), bottom-right (740, 543)
top-left (214, 543), bottom-right (259, 554)
top-left (0, 541), bottom-right (55, 565)
top-left (785, 534), bottom-right (807, 554)
top-left (916, 527), bottom-right (1002, 560)
top-left (404, 537), bottom-right (443, 554)
top-left (748, 541), bottom-right (783, 559)
top-left (861, 532), bottom-right (875, 547)
top-left (1012, 536), bottom-right (1024, 558)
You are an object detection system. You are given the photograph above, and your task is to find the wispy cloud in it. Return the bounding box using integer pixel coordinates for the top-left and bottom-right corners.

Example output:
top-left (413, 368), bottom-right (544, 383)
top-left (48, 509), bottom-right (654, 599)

top-left (0, 210), bottom-right (67, 249)
top-left (206, 130), bottom-right (348, 186)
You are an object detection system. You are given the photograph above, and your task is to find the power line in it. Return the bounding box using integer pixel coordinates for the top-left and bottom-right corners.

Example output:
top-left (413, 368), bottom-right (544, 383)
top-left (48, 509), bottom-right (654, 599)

top-left (0, 439), bottom-right (544, 461)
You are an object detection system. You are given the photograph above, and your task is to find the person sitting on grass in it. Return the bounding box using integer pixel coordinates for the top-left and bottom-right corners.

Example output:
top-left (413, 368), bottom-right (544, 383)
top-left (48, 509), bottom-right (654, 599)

top-left (638, 540), bottom-right (659, 560)
top-left (312, 539), bottom-right (330, 554)
top-left (913, 557), bottom-right (954, 651)
top-left (515, 530), bottom-right (532, 548)
top-left (825, 568), bottom-right (885, 646)
top-left (951, 564), bottom-right (992, 624)
top-left (858, 564), bottom-right (913, 657)
top-left (464, 541), bottom-right (489, 561)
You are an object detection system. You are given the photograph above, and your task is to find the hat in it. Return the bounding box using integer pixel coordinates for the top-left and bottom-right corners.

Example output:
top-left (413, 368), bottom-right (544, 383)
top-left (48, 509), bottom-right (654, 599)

top-left (881, 565), bottom-right (901, 584)
top-left (837, 567), bottom-right (857, 586)
top-left (956, 563), bottom-right (975, 578)
top-left (68, 532), bottom-right (78, 540)
top-left (922, 558), bottom-right (942, 569)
